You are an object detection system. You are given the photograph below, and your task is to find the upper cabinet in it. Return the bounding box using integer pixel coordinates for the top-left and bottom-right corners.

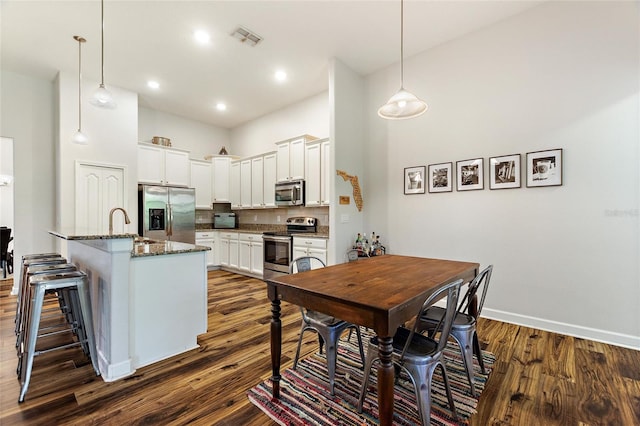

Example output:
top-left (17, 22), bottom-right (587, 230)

top-left (230, 160), bottom-right (241, 209)
top-left (190, 160), bottom-right (212, 209)
top-left (240, 159), bottom-right (252, 208)
top-left (251, 151), bottom-right (277, 208)
top-left (212, 156), bottom-right (237, 203)
top-left (305, 138), bottom-right (330, 207)
top-left (276, 135), bottom-right (316, 182)
top-left (138, 143), bottom-right (189, 187)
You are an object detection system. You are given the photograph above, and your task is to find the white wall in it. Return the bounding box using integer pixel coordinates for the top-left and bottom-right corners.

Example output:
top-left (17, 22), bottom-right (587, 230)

top-left (230, 92), bottom-right (329, 157)
top-left (138, 107), bottom-right (230, 161)
top-left (330, 59), bottom-right (367, 264)
top-left (57, 72), bottom-right (139, 237)
top-left (0, 71), bottom-right (57, 291)
top-left (366, 1), bottom-right (639, 348)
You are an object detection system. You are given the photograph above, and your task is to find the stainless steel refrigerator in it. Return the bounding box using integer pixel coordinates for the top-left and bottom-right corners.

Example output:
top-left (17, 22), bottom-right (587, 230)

top-left (138, 185), bottom-right (196, 244)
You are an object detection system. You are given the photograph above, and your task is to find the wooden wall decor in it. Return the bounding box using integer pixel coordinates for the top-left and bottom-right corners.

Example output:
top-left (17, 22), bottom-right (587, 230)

top-left (336, 170), bottom-right (363, 211)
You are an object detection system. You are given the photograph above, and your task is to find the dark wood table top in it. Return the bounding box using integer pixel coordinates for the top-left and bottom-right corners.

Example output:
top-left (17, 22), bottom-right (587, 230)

top-left (266, 254), bottom-right (480, 336)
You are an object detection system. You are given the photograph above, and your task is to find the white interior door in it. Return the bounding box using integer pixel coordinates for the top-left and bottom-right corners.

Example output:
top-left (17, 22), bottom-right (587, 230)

top-left (76, 163), bottom-right (125, 234)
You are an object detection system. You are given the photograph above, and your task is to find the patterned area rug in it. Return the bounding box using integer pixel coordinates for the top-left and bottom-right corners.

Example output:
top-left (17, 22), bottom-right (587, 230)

top-left (248, 331), bottom-right (495, 425)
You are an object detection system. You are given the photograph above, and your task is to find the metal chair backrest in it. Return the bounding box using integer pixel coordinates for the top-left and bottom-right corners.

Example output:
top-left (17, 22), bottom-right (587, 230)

top-left (399, 279), bottom-right (462, 360)
top-left (458, 265), bottom-right (493, 319)
top-left (289, 256), bottom-right (326, 274)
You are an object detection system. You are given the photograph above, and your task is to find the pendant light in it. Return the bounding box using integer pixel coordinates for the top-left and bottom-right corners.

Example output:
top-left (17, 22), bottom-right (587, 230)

top-left (378, 0), bottom-right (427, 120)
top-left (73, 36), bottom-right (88, 145)
top-left (90, 0), bottom-right (116, 109)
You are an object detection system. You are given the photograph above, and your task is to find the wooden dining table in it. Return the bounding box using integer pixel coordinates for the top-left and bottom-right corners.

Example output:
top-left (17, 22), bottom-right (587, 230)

top-left (265, 254), bottom-right (479, 426)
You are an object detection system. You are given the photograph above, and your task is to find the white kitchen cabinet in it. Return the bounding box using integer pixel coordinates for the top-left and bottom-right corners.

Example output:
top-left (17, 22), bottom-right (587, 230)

top-left (138, 143), bottom-right (189, 187)
top-left (219, 231), bottom-right (238, 269)
top-left (276, 135), bottom-right (314, 181)
top-left (190, 160), bottom-right (212, 209)
top-left (251, 156), bottom-right (263, 208)
top-left (240, 159), bottom-right (252, 208)
top-left (305, 138), bottom-right (330, 207)
top-left (263, 152), bottom-right (277, 208)
top-left (321, 139), bottom-right (331, 205)
top-left (292, 236), bottom-right (327, 265)
top-left (195, 231), bottom-right (216, 267)
top-left (230, 161), bottom-right (241, 209)
top-left (239, 233), bottom-right (263, 276)
top-left (212, 156), bottom-right (234, 203)
top-left (249, 152), bottom-right (277, 209)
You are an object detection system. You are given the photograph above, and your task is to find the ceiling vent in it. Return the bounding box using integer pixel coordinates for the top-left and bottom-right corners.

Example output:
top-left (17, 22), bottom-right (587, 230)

top-left (231, 26), bottom-right (262, 47)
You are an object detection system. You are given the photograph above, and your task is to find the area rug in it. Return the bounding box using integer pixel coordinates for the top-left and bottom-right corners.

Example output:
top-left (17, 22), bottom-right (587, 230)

top-left (248, 331), bottom-right (495, 425)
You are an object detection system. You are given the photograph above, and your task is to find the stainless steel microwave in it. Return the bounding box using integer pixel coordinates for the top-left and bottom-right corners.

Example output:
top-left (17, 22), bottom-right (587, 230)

top-left (275, 179), bottom-right (305, 207)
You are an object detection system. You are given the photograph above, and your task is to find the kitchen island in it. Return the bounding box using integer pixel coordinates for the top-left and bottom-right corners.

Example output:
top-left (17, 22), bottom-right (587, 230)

top-left (50, 230), bottom-right (209, 381)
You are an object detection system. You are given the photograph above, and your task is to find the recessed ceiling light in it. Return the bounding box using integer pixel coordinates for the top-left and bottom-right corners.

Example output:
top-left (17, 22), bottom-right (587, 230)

top-left (194, 30), bottom-right (211, 45)
top-left (147, 80), bottom-right (160, 89)
top-left (216, 102), bottom-right (227, 111)
top-left (274, 70), bottom-right (287, 82)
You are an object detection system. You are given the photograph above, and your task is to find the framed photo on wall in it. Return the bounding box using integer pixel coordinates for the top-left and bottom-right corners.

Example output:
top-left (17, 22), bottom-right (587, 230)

top-left (456, 158), bottom-right (484, 191)
top-left (526, 148), bottom-right (563, 187)
top-left (489, 154), bottom-right (521, 189)
top-left (428, 162), bottom-right (453, 193)
top-left (404, 166), bottom-right (426, 194)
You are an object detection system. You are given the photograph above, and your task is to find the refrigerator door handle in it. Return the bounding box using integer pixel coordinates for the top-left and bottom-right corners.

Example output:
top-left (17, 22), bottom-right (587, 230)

top-left (167, 203), bottom-right (173, 237)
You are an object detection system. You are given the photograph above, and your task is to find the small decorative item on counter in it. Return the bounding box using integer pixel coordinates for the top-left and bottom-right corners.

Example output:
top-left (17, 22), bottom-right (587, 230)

top-left (218, 146), bottom-right (228, 155)
top-left (353, 231), bottom-right (385, 257)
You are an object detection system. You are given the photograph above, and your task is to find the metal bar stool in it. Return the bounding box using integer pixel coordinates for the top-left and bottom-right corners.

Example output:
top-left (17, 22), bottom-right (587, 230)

top-left (15, 254), bottom-right (64, 336)
top-left (15, 257), bottom-right (68, 347)
top-left (16, 263), bottom-right (80, 365)
top-left (18, 270), bottom-right (100, 403)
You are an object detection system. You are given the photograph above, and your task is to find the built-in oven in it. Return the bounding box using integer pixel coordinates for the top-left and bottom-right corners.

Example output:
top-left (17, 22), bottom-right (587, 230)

top-left (262, 216), bottom-right (317, 280)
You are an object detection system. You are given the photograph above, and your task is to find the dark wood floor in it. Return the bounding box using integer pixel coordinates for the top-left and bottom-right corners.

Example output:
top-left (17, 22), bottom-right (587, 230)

top-left (1, 270), bottom-right (638, 425)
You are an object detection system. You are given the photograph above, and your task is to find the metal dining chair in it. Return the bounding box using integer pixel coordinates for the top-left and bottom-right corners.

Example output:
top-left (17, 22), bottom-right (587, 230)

top-left (417, 265), bottom-right (493, 396)
top-left (357, 279), bottom-right (463, 426)
top-left (290, 256), bottom-right (365, 395)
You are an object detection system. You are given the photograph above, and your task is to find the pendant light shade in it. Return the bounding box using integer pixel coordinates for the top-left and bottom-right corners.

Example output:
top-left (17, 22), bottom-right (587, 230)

top-left (379, 0), bottom-right (427, 120)
top-left (73, 35), bottom-right (88, 145)
top-left (90, 0), bottom-right (116, 109)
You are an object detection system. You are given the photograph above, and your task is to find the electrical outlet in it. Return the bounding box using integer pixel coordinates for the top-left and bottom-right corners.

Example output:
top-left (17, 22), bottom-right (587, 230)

top-left (253, 215), bottom-right (258, 222)
top-left (277, 215), bottom-right (281, 222)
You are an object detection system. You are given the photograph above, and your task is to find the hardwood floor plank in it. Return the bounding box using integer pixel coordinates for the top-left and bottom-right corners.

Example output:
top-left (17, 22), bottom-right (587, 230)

top-left (0, 270), bottom-right (636, 426)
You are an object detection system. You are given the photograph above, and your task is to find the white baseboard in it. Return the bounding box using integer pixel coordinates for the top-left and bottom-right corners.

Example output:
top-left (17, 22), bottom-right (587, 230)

top-left (482, 308), bottom-right (640, 351)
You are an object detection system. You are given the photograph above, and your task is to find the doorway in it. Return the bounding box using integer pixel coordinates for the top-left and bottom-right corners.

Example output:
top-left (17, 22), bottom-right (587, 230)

top-left (0, 137), bottom-right (14, 279)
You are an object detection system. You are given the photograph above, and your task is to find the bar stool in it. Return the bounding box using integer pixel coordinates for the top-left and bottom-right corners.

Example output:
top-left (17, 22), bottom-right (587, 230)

top-left (18, 270), bottom-right (100, 403)
top-left (16, 263), bottom-right (80, 361)
top-left (15, 256), bottom-right (67, 340)
top-left (15, 254), bottom-right (64, 331)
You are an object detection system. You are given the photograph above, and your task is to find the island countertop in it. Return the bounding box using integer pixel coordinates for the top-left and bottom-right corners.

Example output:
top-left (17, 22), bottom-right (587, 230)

top-left (49, 230), bottom-right (210, 257)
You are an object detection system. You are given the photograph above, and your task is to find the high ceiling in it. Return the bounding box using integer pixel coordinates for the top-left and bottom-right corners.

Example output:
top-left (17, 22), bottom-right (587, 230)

top-left (1, 1), bottom-right (542, 129)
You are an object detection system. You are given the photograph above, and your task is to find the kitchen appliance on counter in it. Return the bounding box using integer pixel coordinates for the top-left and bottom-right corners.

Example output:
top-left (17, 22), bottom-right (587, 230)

top-left (263, 216), bottom-right (317, 280)
top-left (275, 179), bottom-right (305, 207)
top-left (213, 212), bottom-right (236, 229)
top-left (138, 185), bottom-right (195, 244)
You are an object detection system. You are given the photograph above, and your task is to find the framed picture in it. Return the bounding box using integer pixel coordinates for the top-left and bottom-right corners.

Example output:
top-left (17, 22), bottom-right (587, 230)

top-left (489, 154), bottom-right (521, 189)
top-left (428, 162), bottom-right (453, 193)
top-left (526, 148), bottom-right (563, 187)
top-left (456, 158), bottom-right (484, 191)
top-left (404, 166), bottom-right (426, 194)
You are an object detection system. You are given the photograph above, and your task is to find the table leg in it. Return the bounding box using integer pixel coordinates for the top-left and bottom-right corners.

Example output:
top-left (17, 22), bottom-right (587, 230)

top-left (377, 335), bottom-right (394, 426)
top-left (270, 298), bottom-right (282, 399)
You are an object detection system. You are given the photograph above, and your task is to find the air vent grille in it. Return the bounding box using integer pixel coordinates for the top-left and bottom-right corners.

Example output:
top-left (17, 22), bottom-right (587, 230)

top-left (231, 26), bottom-right (262, 47)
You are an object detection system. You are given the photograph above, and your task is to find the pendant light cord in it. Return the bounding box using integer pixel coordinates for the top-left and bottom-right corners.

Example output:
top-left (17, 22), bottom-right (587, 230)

top-left (100, 0), bottom-right (105, 86)
top-left (74, 36), bottom-right (86, 130)
top-left (400, 0), bottom-right (404, 89)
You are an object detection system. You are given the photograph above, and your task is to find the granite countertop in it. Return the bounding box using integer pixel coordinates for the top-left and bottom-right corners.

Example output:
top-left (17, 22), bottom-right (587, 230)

top-left (50, 229), bottom-right (139, 240)
top-left (131, 240), bottom-right (210, 258)
top-left (196, 224), bottom-right (329, 238)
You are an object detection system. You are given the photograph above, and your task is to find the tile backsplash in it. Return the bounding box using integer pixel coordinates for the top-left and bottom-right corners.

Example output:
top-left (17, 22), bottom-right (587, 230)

top-left (195, 206), bottom-right (330, 228)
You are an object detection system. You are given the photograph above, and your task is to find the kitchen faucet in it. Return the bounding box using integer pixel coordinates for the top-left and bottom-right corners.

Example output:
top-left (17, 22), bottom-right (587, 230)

top-left (109, 207), bottom-right (131, 235)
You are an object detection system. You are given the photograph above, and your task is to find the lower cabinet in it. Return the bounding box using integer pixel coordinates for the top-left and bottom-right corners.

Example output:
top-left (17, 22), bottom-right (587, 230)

top-left (219, 232), bottom-right (238, 269)
top-left (219, 231), bottom-right (262, 277)
top-left (292, 236), bottom-right (327, 265)
top-left (195, 231), bottom-right (216, 267)
top-left (239, 233), bottom-right (263, 276)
